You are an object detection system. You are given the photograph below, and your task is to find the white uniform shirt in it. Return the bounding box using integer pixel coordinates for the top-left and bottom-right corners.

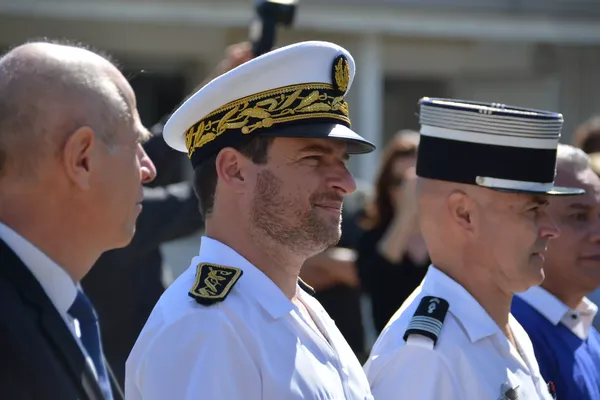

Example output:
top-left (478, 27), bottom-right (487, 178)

top-left (364, 266), bottom-right (554, 400)
top-left (516, 286), bottom-right (598, 340)
top-left (125, 236), bottom-right (373, 400)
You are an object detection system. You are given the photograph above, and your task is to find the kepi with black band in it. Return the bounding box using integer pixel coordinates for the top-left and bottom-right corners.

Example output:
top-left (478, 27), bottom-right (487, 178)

top-left (416, 97), bottom-right (584, 196)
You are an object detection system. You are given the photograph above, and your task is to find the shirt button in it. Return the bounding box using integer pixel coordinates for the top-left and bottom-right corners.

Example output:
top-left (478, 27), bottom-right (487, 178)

top-left (571, 314), bottom-right (578, 320)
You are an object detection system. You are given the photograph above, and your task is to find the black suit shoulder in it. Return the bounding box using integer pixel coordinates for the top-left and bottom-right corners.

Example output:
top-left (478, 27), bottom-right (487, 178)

top-left (0, 272), bottom-right (88, 399)
top-left (0, 241), bottom-right (104, 400)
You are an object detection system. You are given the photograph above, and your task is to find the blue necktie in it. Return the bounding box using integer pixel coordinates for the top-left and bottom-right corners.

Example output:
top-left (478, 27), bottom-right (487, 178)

top-left (68, 290), bottom-right (113, 400)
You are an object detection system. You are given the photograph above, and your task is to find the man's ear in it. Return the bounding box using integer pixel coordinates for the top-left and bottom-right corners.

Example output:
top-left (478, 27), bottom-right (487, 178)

top-left (62, 126), bottom-right (95, 190)
top-left (215, 148), bottom-right (252, 193)
top-left (447, 190), bottom-right (475, 233)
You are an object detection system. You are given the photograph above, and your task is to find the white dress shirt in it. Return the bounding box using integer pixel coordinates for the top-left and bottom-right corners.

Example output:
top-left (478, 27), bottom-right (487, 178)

top-left (364, 266), bottom-right (554, 400)
top-left (0, 222), bottom-right (97, 377)
top-left (516, 286), bottom-right (598, 340)
top-left (125, 236), bottom-right (373, 400)
top-left (586, 287), bottom-right (600, 331)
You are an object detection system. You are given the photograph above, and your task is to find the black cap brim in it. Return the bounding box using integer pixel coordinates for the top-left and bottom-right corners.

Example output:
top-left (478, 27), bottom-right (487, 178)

top-left (260, 122), bottom-right (375, 154)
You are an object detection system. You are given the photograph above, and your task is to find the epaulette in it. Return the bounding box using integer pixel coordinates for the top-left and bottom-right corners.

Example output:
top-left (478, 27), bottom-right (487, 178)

top-left (403, 296), bottom-right (449, 348)
top-left (298, 278), bottom-right (316, 296)
top-left (188, 262), bottom-right (243, 306)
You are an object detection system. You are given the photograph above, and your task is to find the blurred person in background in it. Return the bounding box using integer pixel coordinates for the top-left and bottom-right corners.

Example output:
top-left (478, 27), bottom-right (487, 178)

top-left (573, 115), bottom-right (600, 331)
top-left (573, 115), bottom-right (600, 154)
top-left (588, 154), bottom-right (600, 331)
top-left (0, 41), bottom-right (156, 400)
top-left (356, 130), bottom-right (429, 334)
top-left (299, 180), bottom-right (372, 361)
top-left (512, 144), bottom-right (600, 400)
top-left (81, 42), bottom-right (253, 387)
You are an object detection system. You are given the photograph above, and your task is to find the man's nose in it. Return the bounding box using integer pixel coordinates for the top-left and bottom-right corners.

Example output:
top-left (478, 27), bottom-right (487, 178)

top-left (328, 164), bottom-right (356, 195)
top-left (540, 211), bottom-right (560, 240)
top-left (138, 145), bottom-right (157, 184)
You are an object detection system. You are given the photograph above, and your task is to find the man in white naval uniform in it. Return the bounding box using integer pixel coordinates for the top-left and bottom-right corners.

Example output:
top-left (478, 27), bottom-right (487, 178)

top-left (364, 98), bottom-right (583, 400)
top-left (125, 41), bottom-right (375, 400)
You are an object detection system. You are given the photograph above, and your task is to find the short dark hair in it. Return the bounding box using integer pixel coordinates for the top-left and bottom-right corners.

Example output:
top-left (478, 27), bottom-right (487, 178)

top-left (193, 136), bottom-right (275, 217)
top-left (574, 115), bottom-right (600, 154)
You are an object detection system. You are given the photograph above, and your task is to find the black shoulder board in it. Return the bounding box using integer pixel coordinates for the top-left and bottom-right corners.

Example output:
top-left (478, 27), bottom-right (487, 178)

top-left (298, 278), bottom-right (316, 296)
top-left (403, 296), bottom-right (449, 346)
top-left (188, 263), bottom-right (243, 306)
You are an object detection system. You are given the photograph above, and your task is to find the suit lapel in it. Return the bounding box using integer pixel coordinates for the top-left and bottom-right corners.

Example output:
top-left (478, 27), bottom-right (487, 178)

top-left (0, 239), bottom-right (104, 400)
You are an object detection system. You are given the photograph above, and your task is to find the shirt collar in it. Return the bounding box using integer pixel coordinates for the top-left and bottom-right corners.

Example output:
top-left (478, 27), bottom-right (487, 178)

top-left (421, 265), bottom-right (501, 343)
top-left (516, 286), bottom-right (568, 325)
top-left (195, 236), bottom-right (294, 320)
top-left (581, 297), bottom-right (599, 319)
top-left (0, 222), bottom-right (77, 319)
top-left (516, 286), bottom-right (598, 339)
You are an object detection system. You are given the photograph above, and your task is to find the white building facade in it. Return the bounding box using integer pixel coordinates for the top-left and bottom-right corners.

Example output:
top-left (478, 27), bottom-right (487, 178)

top-left (2, 0), bottom-right (600, 182)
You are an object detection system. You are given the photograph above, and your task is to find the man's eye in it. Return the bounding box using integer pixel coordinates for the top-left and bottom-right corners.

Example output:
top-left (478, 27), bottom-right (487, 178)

top-left (570, 213), bottom-right (589, 222)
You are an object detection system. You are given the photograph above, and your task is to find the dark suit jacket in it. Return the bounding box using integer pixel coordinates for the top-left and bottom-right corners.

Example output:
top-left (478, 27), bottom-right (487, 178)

top-left (0, 239), bottom-right (105, 400)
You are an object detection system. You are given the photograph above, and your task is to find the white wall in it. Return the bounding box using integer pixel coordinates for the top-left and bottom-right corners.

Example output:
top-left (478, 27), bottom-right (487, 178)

top-left (2, 11), bottom-right (599, 277)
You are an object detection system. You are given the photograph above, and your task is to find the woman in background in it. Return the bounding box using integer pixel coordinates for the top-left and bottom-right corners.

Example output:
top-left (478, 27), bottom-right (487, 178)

top-left (357, 130), bottom-right (430, 334)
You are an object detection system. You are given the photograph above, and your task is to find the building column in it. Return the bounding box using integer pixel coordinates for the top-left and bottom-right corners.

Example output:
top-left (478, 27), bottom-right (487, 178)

top-left (353, 33), bottom-right (384, 184)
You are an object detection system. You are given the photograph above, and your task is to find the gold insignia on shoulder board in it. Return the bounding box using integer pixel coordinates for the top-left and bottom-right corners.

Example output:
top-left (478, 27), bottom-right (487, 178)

top-left (188, 263), bottom-right (243, 306)
top-left (332, 54), bottom-right (350, 95)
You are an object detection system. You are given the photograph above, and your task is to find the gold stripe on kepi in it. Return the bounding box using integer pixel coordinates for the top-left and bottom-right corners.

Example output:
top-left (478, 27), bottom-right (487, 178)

top-left (188, 263), bottom-right (243, 306)
top-left (184, 83), bottom-right (351, 158)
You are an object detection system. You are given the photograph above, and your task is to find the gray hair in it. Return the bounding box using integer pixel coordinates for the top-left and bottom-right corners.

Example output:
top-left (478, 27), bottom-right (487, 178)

top-left (556, 143), bottom-right (590, 173)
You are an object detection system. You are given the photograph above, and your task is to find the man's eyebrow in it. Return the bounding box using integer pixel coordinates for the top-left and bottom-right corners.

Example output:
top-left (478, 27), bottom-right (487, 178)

top-left (528, 195), bottom-right (550, 207)
top-left (567, 203), bottom-right (593, 210)
top-left (297, 143), bottom-right (350, 161)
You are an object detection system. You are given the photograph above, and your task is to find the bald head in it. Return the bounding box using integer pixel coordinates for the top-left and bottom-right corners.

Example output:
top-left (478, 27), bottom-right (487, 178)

top-left (0, 41), bottom-right (131, 179)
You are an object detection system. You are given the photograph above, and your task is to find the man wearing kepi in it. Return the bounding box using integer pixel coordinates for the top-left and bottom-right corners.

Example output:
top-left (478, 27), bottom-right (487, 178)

top-left (125, 41), bottom-right (375, 400)
top-left (363, 98), bottom-right (584, 400)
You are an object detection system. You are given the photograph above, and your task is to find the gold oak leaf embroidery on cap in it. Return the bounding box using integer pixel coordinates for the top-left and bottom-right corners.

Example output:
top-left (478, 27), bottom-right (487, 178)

top-left (333, 55), bottom-right (350, 94)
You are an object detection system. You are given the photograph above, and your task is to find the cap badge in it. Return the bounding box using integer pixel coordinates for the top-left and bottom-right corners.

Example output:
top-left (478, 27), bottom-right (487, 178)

top-left (332, 54), bottom-right (350, 94)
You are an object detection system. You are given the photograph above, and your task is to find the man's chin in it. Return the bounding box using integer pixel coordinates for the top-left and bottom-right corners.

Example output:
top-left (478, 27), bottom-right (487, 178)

top-left (108, 226), bottom-right (136, 251)
top-left (514, 264), bottom-right (545, 293)
top-left (323, 231), bottom-right (342, 249)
